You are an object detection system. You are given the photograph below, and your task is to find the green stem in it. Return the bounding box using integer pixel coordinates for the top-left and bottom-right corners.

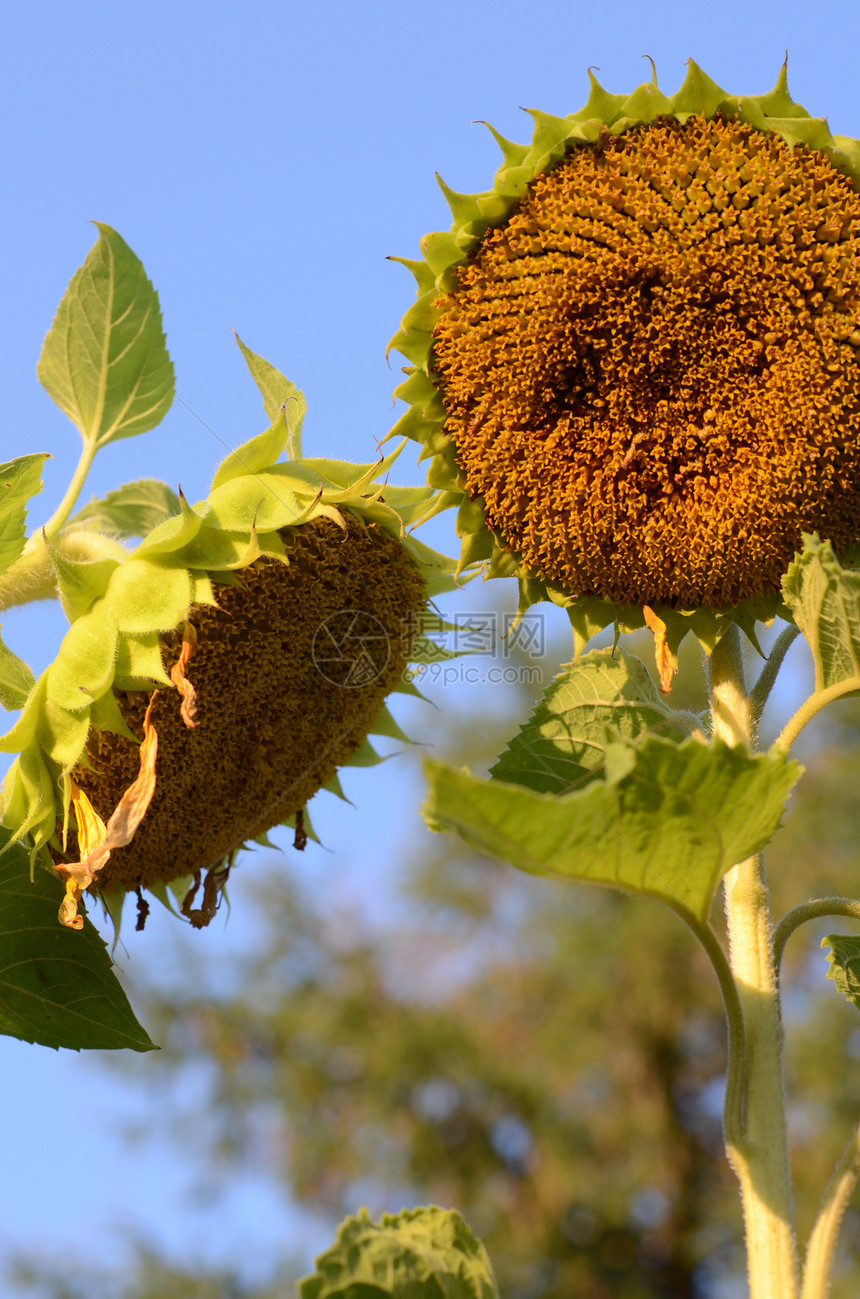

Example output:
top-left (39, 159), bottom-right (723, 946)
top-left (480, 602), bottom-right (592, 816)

top-left (666, 709), bottom-right (709, 743)
top-left (673, 907), bottom-right (746, 1159)
top-left (0, 440), bottom-right (101, 615)
top-left (801, 1122), bottom-right (860, 1299)
top-left (708, 627), bottom-right (799, 1298)
top-left (773, 899), bottom-right (860, 975)
top-left (38, 439), bottom-right (98, 543)
top-left (773, 899), bottom-right (860, 1297)
top-left (775, 678), bottom-right (860, 753)
top-left (749, 626), bottom-right (801, 724)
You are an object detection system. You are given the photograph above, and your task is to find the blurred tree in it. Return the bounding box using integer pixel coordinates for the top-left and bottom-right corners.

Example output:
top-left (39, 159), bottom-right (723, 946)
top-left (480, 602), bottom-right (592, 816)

top-left (8, 623), bottom-right (860, 1298)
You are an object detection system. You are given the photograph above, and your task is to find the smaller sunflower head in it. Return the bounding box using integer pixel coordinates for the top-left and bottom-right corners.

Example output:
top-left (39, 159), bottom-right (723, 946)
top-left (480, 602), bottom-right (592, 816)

top-left (389, 61), bottom-right (860, 660)
top-left (1, 394), bottom-right (455, 931)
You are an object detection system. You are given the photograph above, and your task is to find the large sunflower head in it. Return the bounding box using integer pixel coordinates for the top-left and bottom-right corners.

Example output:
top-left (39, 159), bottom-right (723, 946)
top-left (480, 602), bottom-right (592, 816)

top-left (389, 61), bottom-right (860, 662)
top-left (0, 402), bottom-right (454, 931)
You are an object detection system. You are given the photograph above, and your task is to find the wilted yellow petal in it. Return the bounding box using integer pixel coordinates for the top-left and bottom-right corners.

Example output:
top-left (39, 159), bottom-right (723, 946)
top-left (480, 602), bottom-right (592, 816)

top-left (72, 784), bottom-right (107, 858)
top-left (99, 696), bottom-right (158, 854)
top-left (169, 622), bottom-right (198, 729)
top-left (58, 877), bottom-right (85, 930)
top-left (57, 698), bottom-right (159, 929)
top-left (643, 606), bottom-right (676, 696)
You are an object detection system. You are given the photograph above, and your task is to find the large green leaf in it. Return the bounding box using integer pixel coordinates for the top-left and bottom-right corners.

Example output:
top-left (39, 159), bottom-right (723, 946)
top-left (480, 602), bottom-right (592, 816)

top-left (233, 332), bottom-right (305, 458)
top-left (491, 647), bottom-right (695, 794)
top-left (0, 833), bottom-right (155, 1050)
top-left (782, 535), bottom-right (860, 694)
top-left (298, 1205), bottom-right (499, 1299)
top-left (68, 478), bottom-right (181, 539)
top-left (822, 934), bottom-right (860, 1010)
top-left (37, 224), bottom-right (174, 448)
top-left (0, 630), bottom-right (35, 711)
top-left (424, 737), bottom-right (800, 922)
top-left (0, 453), bottom-right (48, 574)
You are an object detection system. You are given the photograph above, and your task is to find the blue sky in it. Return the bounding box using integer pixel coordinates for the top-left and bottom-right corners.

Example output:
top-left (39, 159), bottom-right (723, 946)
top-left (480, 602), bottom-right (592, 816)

top-left (0, 0), bottom-right (851, 1286)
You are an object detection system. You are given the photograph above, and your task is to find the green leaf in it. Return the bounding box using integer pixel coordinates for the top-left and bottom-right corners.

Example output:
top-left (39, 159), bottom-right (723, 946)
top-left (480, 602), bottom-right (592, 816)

top-left (37, 223), bottom-right (174, 449)
top-left (491, 648), bottom-right (695, 794)
top-left (68, 479), bottom-right (181, 539)
top-left (297, 1205), bottom-right (500, 1299)
top-left (782, 535), bottom-right (860, 694)
top-left (0, 832), bottom-right (156, 1050)
top-left (424, 738), bottom-right (800, 922)
top-left (233, 332), bottom-right (305, 458)
top-left (0, 630), bottom-right (35, 710)
top-left (822, 934), bottom-right (860, 1010)
top-left (0, 453), bottom-right (48, 574)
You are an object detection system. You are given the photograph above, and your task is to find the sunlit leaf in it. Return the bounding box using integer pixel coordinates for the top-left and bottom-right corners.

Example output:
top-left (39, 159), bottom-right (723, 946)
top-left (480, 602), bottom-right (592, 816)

top-left (37, 223), bottom-right (174, 449)
top-left (782, 535), bottom-right (860, 694)
top-left (0, 832), bottom-right (155, 1050)
top-left (233, 332), bottom-right (305, 458)
top-left (424, 737), bottom-right (800, 922)
top-left (491, 647), bottom-right (695, 794)
top-left (298, 1205), bottom-right (499, 1299)
top-left (68, 479), bottom-right (181, 539)
top-left (822, 934), bottom-right (860, 1010)
top-left (0, 631), bottom-right (35, 711)
top-left (0, 453), bottom-right (48, 574)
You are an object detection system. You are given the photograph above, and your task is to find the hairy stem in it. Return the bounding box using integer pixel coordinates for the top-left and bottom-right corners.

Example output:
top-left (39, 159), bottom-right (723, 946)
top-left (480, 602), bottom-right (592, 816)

top-left (38, 440), bottom-right (98, 543)
top-left (0, 529), bottom-right (129, 614)
top-left (673, 907), bottom-right (746, 1158)
top-left (749, 625), bottom-right (801, 723)
top-left (776, 677), bottom-right (860, 753)
top-left (708, 627), bottom-right (799, 1298)
top-left (801, 1123), bottom-right (860, 1299)
top-left (773, 898), bottom-right (860, 975)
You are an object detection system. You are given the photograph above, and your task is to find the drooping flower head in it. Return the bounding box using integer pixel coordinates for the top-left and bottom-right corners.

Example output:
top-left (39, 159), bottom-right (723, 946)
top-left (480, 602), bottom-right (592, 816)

top-left (0, 389), bottom-right (455, 931)
top-left (389, 62), bottom-right (860, 663)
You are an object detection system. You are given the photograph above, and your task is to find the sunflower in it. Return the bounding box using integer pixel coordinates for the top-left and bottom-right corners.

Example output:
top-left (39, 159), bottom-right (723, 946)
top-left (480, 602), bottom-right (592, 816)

top-left (388, 61), bottom-right (860, 668)
top-left (0, 413), bottom-right (454, 931)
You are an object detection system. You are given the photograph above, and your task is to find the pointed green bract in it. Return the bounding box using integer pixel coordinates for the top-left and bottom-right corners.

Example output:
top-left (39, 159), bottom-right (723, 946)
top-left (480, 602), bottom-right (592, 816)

top-left (49, 537), bottom-right (123, 623)
top-left (782, 535), bottom-right (860, 695)
top-left (298, 1205), bottom-right (500, 1299)
top-left (45, 601), bottom-right (118, 712)
top-left (424, 738), bottom-right (800, 923)
top-left (211, 411), bottom-right (294, 491)
top-left (0, 632), bottom-right (35, 712)
top-left (68, 479), bottom-right (182, 540)
top-left (490, 648), bottom-right (696, 795)
top-left (0, 830), bottom-right (155, 1050)
top-left (233, 331), bottom-right (305, 457)
top-left (37, 223), bottom-right (174, 449)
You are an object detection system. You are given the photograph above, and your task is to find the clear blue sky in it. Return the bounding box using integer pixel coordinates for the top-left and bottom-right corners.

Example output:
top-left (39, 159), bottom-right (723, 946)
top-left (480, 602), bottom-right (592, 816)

top-left (0, 0), bottom-right (849, 1286)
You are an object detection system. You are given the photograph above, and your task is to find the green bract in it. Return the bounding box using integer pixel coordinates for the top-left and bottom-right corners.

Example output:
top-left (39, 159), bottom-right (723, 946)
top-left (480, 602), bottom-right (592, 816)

top-left (388, 61), bottom-right (860, 672)
top-left (0, 401), bottom-right (455, 931)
